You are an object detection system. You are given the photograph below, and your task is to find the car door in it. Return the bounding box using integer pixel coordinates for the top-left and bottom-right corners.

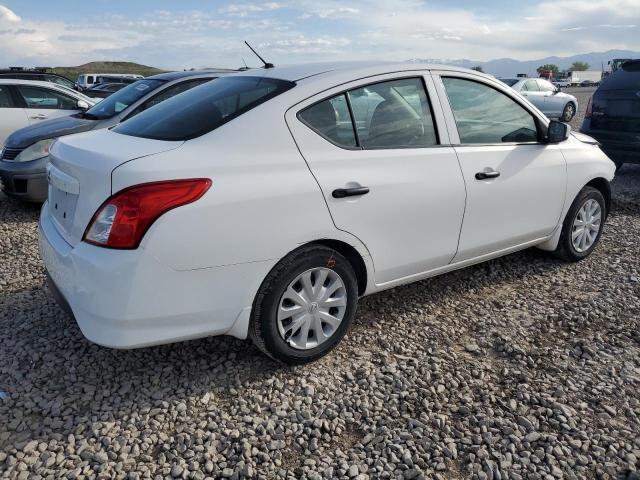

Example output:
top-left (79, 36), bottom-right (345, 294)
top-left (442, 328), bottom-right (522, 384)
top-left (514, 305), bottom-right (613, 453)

top-left (537, 79), bottom-right (562, 117)
top-left (287, 74), bottom-right (466, 285)
top-left (433, 73), bottom-right (566, 262)
top-left (16, 85), bottom-right (80, 124)
top-left (0, 85), bottom-right (29, 146)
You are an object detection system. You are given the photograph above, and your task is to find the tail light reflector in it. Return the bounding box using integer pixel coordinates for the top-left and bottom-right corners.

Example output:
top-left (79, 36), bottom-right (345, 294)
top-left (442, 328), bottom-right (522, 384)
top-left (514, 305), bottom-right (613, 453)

top-left (585, 95), bottom-right (593, 119)
top-left (83, 179), bottom-right (211, 249)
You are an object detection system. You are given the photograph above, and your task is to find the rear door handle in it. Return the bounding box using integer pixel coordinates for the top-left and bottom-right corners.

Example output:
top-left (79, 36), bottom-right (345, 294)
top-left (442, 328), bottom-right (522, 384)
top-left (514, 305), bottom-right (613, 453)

top-left (30, 114), bottom-right (48, 120)
top-left (332, 186), bottom-right (370, 198)
top-left (475, 171), bottom-right (500, 180)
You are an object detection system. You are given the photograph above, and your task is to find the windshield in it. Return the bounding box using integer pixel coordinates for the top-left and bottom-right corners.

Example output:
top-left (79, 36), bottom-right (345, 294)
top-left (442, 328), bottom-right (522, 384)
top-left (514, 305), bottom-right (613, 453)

top-left (114, 76), bottom-right (295, 141)
top-left (499, 78), bottom-right (519, 87)
top-left (85, 79), bottom-right (164, 119)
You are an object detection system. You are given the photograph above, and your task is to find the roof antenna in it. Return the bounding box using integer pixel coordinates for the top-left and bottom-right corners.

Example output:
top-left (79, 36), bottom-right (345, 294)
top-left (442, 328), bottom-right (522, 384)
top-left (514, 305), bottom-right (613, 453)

top-left (244, 41), bottom-right (274, 69)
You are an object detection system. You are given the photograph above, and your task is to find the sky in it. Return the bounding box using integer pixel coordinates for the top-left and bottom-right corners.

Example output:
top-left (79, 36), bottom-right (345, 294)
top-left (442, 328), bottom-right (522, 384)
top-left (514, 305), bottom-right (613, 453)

top-left (0, 0), bottom-right (638, 69)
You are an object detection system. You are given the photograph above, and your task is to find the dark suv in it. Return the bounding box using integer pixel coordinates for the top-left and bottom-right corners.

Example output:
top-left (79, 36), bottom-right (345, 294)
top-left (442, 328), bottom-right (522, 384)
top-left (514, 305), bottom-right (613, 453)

top-left (0, 68), bottom-right (76, 90)
top-left (581, 60), bottom-right (640, 170)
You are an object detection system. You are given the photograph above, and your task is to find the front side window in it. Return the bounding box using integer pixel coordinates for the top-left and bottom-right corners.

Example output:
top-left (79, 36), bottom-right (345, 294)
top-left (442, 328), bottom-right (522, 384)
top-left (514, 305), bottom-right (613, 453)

top-left (298, 94), bottom-right (357, 148)
top-left (442, 77), bottom-right (539, 144)
top-left (537, 79), bottom-right (556, 92)
top-left (17, 86), bottom-right (77, 110)
top-left (0, 86), bottom-right (16, 108)
top-left (522, 80), bottom-right (539, 92)
top-left (114, 76), bottom-right (295, 141)
top-left (84, 79), bottom-right (165, 120)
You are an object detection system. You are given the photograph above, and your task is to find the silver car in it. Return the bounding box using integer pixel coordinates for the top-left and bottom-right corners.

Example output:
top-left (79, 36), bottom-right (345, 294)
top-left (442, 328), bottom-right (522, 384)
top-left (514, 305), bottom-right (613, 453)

top-left (500, 78), bottom-right (578, 122)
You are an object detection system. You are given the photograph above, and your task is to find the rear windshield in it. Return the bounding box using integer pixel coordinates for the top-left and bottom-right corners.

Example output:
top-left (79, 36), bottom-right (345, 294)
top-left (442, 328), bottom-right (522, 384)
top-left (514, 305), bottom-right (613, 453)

top-left (114, 76), bottom-right (295, 141)
top-left (85, 79), bottom-right (165, 119)
top-left (599, 62), bottom-right (640, 91)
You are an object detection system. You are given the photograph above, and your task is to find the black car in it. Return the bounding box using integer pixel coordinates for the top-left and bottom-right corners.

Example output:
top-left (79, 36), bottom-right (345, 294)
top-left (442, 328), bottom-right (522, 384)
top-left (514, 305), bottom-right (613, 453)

top-left (83, 82), bottom-right (127, 99)
top-left (0, 68), bottom-right (76, 90)
top-left (581, 60), bottom-right (640, 170)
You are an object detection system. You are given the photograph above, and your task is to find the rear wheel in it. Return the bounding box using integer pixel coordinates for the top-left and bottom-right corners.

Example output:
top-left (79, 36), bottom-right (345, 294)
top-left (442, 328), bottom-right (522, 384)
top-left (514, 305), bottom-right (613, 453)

top-left (553, 186), bottom-right (606, 262)
top-left (250, 245), bottom-right (358, 364)
top-left (561, 102), bottom-right (576, 122)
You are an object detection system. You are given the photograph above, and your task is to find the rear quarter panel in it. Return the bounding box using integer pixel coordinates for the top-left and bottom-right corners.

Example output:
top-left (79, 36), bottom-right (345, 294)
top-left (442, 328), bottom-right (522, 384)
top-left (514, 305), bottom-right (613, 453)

top-left (111, 102), bottom-right (369, 272)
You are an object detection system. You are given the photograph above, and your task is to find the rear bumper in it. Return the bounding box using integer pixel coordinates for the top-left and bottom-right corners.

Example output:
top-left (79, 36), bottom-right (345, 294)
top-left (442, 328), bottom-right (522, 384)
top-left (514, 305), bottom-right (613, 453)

top-left (39, 203), bottom-right (270, 348)
top-left (0, 157), bottom-right (48, 202)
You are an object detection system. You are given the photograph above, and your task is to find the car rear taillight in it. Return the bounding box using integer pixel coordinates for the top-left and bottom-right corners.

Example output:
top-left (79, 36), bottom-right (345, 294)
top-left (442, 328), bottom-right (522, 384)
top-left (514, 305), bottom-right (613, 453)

top-left (585, 95), bottom-right (593, 119)
top-left (83, 179), bottom-right (211, 249)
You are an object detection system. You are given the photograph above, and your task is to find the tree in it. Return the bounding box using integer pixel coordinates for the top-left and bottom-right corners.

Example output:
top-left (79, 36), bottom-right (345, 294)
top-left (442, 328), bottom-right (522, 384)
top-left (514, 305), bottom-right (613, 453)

top-left (536, 64), bottom-right (560, 75)
top-left (571, 61), bottom-right (589, 71)
top-left (471, 65), bottom-right (484, 73)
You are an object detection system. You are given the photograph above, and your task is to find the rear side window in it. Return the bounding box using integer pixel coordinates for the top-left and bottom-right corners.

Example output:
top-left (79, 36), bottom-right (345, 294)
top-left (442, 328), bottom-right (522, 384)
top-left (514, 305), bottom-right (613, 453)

top-left (299, 77), bottom-right (438, 149)
top-left (114, 76), bottom-right (295, 141)
top-left (442, 77), bottom-right (538, 144)
top-left (349, 78), bottom-right (437, 148)
top-left (298, 94), bottom-right (357, 148)
top-left (0, 86), bottom-right (16, 108)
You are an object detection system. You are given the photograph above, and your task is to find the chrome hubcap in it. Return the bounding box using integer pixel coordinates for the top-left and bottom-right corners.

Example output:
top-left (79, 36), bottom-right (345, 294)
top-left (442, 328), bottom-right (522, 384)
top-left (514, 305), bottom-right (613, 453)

top-left (277, 267), bottom-right (347, 350)
top-left (571, 199), bottom-right (602, 252)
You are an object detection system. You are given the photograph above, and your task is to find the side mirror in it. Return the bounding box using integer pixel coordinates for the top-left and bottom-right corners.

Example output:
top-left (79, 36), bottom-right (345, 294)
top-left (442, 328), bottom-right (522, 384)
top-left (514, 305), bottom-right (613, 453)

top-left (547, 120), bottom-right (569, 143)
top-left (77, 99), bottom-right (89, 110)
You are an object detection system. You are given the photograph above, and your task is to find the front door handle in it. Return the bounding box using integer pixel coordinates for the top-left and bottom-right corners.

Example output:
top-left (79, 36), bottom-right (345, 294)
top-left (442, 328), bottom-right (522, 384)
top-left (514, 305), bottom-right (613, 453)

top-left (30, 114), bottom-right (48, 120)
top-left (475, 171), bottom-right (500, 180)
top-left (332, 186), bottom-right (370, 198)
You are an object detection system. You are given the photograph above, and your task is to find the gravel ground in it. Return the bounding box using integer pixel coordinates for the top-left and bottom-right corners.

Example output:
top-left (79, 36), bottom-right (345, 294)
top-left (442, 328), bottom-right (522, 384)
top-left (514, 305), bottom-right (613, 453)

top-left (563, 87), bottom-right (596, 130)
top-left (1, 158), bottom-right (639, 478)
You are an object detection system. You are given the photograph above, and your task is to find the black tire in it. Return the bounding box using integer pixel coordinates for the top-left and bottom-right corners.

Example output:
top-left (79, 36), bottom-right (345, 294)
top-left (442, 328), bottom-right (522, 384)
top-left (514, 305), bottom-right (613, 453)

top-left (249, 245), bottom-right (358, 364)
top-left (553, 186), bottom-right (606, 262)
top-left (560, 102), bottom-right (576, 122)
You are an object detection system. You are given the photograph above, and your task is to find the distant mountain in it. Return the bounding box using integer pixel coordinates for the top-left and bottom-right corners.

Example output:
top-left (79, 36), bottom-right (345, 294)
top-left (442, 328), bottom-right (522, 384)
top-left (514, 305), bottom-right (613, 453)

top-left (409, 49), bottom-right (640, 77)
top-left (50, 62), bottom-right (166, 82)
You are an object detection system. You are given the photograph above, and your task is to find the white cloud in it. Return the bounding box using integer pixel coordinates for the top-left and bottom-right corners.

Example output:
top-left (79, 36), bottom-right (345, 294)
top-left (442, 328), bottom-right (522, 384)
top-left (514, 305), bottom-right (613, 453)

top-left (0, 4), bottom-right (19, 22)
top-left (0, 0), bottom-right (638, 69)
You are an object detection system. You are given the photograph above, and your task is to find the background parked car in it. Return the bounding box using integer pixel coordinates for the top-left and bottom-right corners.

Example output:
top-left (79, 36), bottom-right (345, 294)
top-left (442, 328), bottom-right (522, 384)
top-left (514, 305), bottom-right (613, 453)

top-left (553, 78), bottom-right (571, 88)
top-left (0, 79), bottom-right (96, 147)
top-left (500, 77), bottom-right (578, 122)
top-left (0, 70), bottom-right (233, 202)
top-left (581, 59), bottom-right (640, 170)
top-left (0, 68), bottom-right (76, 90)
top-left (82, 82), bottom-right (127, 99)
top-left (76, 73), bottom-right (143, 91)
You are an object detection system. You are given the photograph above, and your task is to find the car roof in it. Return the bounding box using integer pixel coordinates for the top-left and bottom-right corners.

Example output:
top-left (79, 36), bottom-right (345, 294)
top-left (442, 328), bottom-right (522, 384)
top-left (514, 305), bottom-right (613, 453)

top-left (0, 79), bottom-right (78, 89)
top-left (229, 61), bottom-right (489, 83)
top-left (146, 69), bottom-right (239, 82)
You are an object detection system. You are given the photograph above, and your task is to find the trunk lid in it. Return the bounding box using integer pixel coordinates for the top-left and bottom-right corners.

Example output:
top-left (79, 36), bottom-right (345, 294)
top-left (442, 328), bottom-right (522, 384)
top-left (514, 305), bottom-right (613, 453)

top-left (47, 129), bottom-right (183, 246)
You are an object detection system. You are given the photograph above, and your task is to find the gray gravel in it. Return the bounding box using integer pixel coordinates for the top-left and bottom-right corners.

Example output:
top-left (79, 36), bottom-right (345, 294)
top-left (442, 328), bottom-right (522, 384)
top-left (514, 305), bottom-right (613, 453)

top-left (1, 163), bottom-right (639, 479)
top-left (564, 86), bottom-right (596, 131)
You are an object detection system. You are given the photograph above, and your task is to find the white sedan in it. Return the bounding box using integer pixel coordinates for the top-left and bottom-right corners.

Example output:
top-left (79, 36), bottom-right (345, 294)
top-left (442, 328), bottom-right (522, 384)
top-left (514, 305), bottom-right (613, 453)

top-left (39, 63), bottom-right (615, 364)
top-left (0, 79), bottom-right (95, 147)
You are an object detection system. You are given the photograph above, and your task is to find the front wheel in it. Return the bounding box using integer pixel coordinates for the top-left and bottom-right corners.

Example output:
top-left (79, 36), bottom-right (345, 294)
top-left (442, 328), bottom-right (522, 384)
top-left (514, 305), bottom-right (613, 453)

top-left (249, 245), bottom-right (359, 364)
top-left (553, 186), bottom-right (606, 262)
top-left (561, 102), bottom-right (576, 122)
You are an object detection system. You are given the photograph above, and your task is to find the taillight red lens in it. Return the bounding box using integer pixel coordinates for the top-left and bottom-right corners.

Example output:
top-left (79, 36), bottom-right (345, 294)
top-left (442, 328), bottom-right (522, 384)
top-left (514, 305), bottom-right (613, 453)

top-left (83, 179), bottom-right (211, 249)
top-left (585, 95), bottom-right (593, 119)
